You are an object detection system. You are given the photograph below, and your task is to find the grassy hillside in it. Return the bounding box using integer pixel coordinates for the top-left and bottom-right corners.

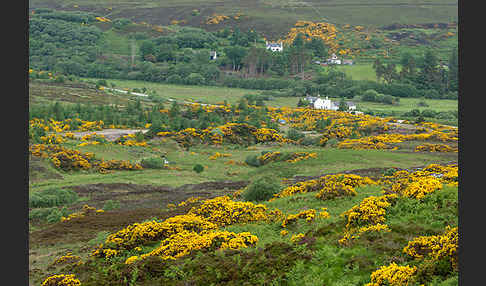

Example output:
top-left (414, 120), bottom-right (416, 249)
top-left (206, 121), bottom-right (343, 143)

top-left (29, 0), bottom-right (457, 39)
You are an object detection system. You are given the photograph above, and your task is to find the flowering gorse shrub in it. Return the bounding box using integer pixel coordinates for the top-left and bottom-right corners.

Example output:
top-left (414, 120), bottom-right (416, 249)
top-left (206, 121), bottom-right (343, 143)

top-left (61, 205), bottom-right (104, 222)
top-left (403, 225), bottom-right (458, 269)
top-left (51, 253), bottom-right (82, 267)
top-left (114, 133), bottom-right (148, 147)
top-left (133, 230), bottom-right (258, 261)
top-left (281, 209), bottom-right (317, 228)
top-left (157, 123), bottom-right (291, 147)
top-left (187, 196), bottom-right (279, 226)
top-left (41, 274), bottom-right (81, 286)
top-left (101, 214), bottom-right (218, 251)
top-left (379, 164), bottom-right (457, 199)
top-left (290, 233), bottom-right (306, 243)
top-left (273, 173), bottom-right (376, 200)
top-left (29, 144), bottom-right (142, 173)
top-left (364, 263), bottom-right (417, 286)
top-left (339, 194), bottom-right (398, 245)
top-left (414, 143), bottom-right (458, 153)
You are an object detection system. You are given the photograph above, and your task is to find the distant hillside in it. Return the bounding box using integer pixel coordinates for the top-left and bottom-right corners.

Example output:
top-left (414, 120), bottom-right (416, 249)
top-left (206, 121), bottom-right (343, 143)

top-left (29, 0), bottom-right (457, 39)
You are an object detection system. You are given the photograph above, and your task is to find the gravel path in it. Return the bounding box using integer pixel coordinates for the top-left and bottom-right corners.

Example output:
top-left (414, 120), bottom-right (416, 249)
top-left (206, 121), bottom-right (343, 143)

top-left (70, 129), bottom-right (148, 141)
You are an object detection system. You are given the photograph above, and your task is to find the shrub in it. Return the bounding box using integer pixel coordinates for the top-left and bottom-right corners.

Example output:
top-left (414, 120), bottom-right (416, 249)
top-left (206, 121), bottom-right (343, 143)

top-left (29, 207), bottom-right (70, 222)
top-left (417, 99), bottom-right (429, 107)
top-left (29, 188), bottom-right (78, 208)
top-left (46, 207), bottom-right (64, 223)
top-left (326, 138), bottom-right (339, 148)
top-left (140, 157), bottom-right (167, 169)
top-left (167, 74), bottom-right (183, 84)
top-left (362, 89), bottom-right (379, 102)
top-left (193, 164), bottom-right (204, 173)
top-left (244, 154), bottom-right (262, 167)
top-left (103, 200), bottom-right (121, 211)
top-left (243, 176), bottom-right (282, 202)
top-left (421, 109), bottom-right (437, 118)
top-left (287, 128), bottom-right (305, 141)
top-left (185, 73), bottom-right (205, 85)
top-left (300, 136), bottom-right (320, 146)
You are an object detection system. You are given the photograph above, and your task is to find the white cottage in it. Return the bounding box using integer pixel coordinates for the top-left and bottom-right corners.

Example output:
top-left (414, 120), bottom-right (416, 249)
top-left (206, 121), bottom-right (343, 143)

top-left (312, 96), bottom-right (356, 111)
top-left (327, 53), bottom-right (341, 65)
top-left (314, 96), bottom-right (339, 110)
top-left (266, 41), bottom-right (283, 52)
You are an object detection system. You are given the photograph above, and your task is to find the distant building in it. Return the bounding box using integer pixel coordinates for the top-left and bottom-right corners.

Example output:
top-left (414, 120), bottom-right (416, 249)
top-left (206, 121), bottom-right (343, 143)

top-left (266, 41), bottom-right (283, 52)
top-left (309, 96), bottom-right (356, 111)
top-left (314, 96), bottom-right (339, 110)
top-left (326, 53), bottom-right (341, 65)
top-left (210, 51), bottom-right (217, 60)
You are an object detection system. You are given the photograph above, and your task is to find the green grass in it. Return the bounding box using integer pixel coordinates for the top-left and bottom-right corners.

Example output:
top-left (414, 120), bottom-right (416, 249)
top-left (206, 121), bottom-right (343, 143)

top-left (335, 64), bottom-right (378, 82)
top-left (29, 141), bottom-right (456, 194)
top-left (87, 78), bottom-right (263, 106)
top-left (356, 97), bottom-right (458, 113)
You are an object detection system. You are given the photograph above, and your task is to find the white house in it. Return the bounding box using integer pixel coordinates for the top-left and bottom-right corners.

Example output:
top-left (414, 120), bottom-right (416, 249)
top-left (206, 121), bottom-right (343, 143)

top-left (311, 96), bottom-right (356, 111)
top-left (327, 53), bottom-right (341, 65)
top-left (314, 96), bottom-right (339, 110)
top-left (266, 41), bottom-right (283, 52)
top-left (210, 51), bottom-right (217, 60)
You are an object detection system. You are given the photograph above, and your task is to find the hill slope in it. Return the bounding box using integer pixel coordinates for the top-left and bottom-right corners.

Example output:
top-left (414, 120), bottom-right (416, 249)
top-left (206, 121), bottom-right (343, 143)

top-left (29, 0), bottom-right (458, 39)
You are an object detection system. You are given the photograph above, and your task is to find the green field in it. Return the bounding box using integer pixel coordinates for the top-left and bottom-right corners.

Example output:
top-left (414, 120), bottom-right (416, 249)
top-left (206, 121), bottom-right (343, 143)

top-left (335, 64), bottom-right (378, 82)
top-left (83, 78), bottom-right (458, 115)
top-left (30, 139), bottom-right (456, 194)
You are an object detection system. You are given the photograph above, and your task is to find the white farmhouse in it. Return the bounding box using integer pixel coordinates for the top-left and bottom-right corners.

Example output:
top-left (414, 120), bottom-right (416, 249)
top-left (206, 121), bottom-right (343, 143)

top-left (266, 41), bottom-right (283, 52)
top-left (311, 96), bottom-right (356, 111)
top-left (314, 96), bottom-right (339, 110)
top-left (326, 53), bottom-right (341, 65)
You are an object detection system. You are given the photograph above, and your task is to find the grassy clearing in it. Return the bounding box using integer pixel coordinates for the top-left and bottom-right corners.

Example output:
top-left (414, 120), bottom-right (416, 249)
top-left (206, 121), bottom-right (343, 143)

top-left (357, 97), bottom-right (458, 113)
top-left (335, 63), bottom-right (378, 82)
top-left (88, 78), bottom-right (263, 105)
top-left (29, 140), bottom-right (456, 194)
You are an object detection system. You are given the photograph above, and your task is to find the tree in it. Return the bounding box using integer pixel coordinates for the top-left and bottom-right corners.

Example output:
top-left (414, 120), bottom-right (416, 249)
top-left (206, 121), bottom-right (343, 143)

top-left (448, 46), bottom-right (458, 92)
top-left (185, 73), bottom-right (205, 85)
top-left (305, 37), bottom-right (327, 57)
top-left (419, 49), bottom-right (441, 90)
top-left (399, 52), bottom-right (417, 81)
top-left (139, 40), bottom-right (157, 61)
top-left (382, 62), bottom-right (399, 84)
top-left (224, 45), bottom-right (247, 71)
top-left (373, 58), bottom-right (386, 83)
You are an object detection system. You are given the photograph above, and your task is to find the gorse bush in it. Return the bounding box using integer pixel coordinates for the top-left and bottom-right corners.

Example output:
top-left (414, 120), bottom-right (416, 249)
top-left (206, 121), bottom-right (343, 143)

top-left (244, 154), bottom-right (262, 167)
top-left (140, 157), bottom-right (167, 169)
top-left (193, 164), bottom-right (204, 173)
top-left (243, 176), bottom-right (282, 202)
top-left (29, 188), bottom-right (78, 208)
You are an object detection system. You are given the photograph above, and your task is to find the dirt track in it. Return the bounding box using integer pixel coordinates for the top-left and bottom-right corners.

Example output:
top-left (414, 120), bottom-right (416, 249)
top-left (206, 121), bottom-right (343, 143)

top-left (69, 128), bottom-right (149, 141)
